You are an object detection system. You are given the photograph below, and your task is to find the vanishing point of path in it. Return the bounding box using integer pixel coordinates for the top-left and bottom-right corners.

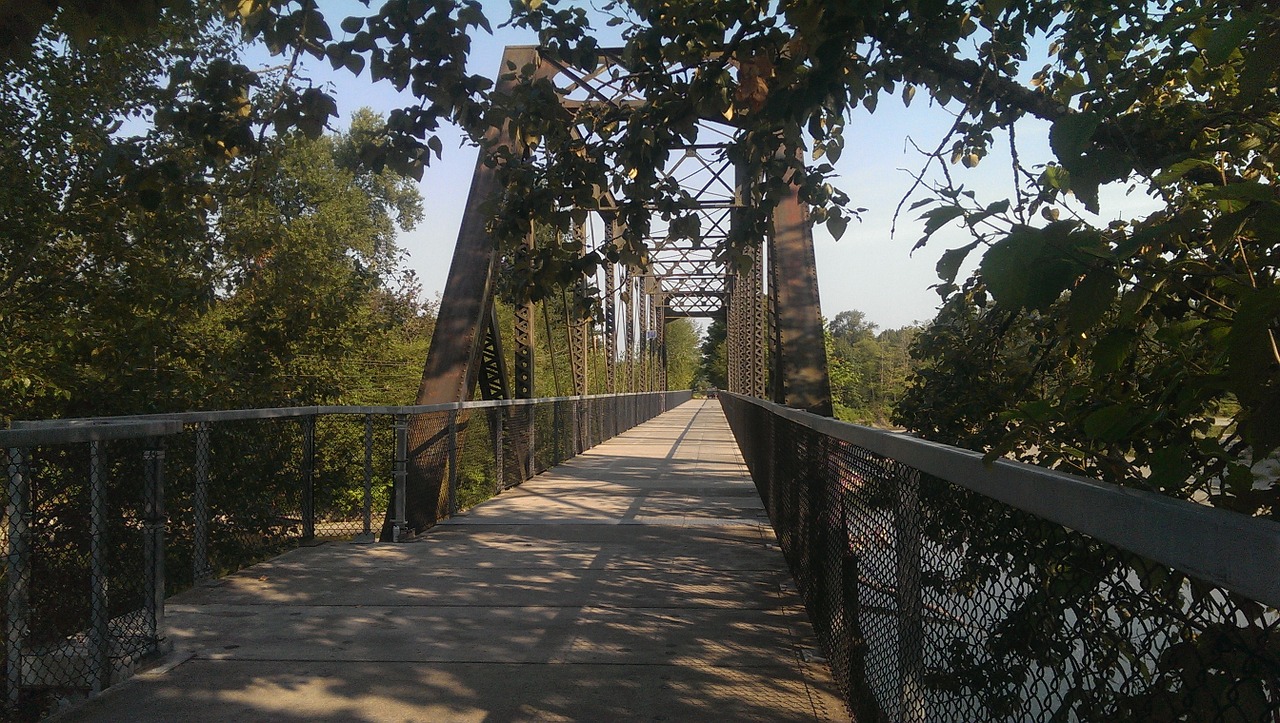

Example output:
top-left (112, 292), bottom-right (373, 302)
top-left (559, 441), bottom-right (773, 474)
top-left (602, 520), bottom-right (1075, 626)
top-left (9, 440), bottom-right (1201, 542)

top-left (60, 400), bottom-right (848, 722)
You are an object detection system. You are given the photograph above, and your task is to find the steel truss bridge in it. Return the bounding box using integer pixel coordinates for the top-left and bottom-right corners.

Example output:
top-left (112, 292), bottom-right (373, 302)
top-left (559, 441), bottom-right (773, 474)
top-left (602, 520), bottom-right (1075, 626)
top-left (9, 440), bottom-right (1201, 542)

top-left (2, 48), bottom-right (1278, 722)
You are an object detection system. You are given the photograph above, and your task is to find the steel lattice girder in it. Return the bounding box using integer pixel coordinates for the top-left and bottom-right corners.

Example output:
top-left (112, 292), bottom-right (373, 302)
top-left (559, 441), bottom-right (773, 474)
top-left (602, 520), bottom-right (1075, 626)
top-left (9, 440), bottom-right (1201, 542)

top-left (407, 46), bottom-right (832, 535)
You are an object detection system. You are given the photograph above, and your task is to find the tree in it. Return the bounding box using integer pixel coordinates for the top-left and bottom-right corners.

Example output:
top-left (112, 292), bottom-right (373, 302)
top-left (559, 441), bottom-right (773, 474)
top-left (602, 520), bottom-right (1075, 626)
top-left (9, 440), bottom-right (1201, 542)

top-left (0, 5), bottom-right (238, 420)
top-left (664, 318), bottom-right (700, 390)
top-left (698, 315), bottom-right (728, 390)
top-left (824, 311), bottom-right (919, 425)
top-left (190, 108), bottom-right (426, 408)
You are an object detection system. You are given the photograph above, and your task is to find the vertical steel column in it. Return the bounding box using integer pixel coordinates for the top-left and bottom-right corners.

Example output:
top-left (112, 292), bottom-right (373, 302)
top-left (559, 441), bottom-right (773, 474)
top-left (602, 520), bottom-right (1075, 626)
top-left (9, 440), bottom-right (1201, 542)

top-left (391, 414), bottom-right (409, 542)
top-left (356, 414), bottom-right (375, 543)
top-left (570, 231), bottom-right (589, 398)
top-left (407, 46), bottom-right (545, 536)
top-left (645, 285), bottom-right (657, 391)
top-left (622, 272), bottom-right (632, 394)
top-left (514, 280), bottom-right (536, 397)
top-left (636, 276), bottom-right (647, 392)
top-left (750, 243), bottom-right (768, 399)
top-left (143, 445), bottom-right (166, 655)
top-left (726, 274), bottom-right (742, 394)
top-left (5, 448), bottom-right (30, 709)
top-left (766, 232), bottom-right (784, 404)
top-left (767, 165), bottom-right (833, 416)
top-left (300, 415), bottom-right (315, 540)
top-left (604, 260), bottom-right (617, 394)
top-left (193, 423), bottom-right (212, 581)
top-left (727, 164), bottom-right (751, 396)
top-left (88, 441), bottom-right (109, 693)
top-left (514, 233), bottom-right (537, 479)
top-left (655, 293), bottom-right (667, 391)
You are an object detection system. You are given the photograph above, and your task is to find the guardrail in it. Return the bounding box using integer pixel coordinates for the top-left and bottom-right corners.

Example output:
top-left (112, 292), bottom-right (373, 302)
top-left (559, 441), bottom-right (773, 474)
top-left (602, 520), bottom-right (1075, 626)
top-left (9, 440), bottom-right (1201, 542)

top-left (718, 392), bottom-right (1280, 723)
top-left (1, 390), bottom-right (691, 719)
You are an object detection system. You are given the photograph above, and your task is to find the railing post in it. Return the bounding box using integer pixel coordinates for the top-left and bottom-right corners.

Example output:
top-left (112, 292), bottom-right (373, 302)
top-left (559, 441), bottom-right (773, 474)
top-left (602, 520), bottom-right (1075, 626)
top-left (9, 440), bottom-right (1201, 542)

top-left (895, 466), bottom-right (925, 723)
top-left (301, 415), bottom-right (315, 541)
top-left (88, 441), bottom-right (110, 693)
top-left (143, 444), bottom-right (167, 657)
top-left (193, 422), bottom-right (211, 582)
top-left (446, 409), bottom-right (459, 517)
top-left (355, 414), bottom-right (375, 543)
top-left (391, 414), bottom-right (409, 542)
top-left (5, 448), bottom-right (30, 709)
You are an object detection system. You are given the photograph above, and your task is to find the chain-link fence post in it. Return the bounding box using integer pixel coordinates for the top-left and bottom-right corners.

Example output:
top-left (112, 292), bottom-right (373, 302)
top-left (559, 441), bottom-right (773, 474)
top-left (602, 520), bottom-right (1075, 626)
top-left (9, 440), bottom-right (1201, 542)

top-left (143, 444), bottom-right (167, 656)
top-left (895, 466), bottom-right (925, 723)
top-left (5, 448), bottom-right (30, 709)
top-left (355, 414), bottom-right (375, 543)
top-left (391, 414), bottom-right (409, 542)
top-left (88, 441), bottom-right (110, 693)
top-left (300, 415), bottom-right (315, 541)
top-left (446, 409), bottom-right (459, 517)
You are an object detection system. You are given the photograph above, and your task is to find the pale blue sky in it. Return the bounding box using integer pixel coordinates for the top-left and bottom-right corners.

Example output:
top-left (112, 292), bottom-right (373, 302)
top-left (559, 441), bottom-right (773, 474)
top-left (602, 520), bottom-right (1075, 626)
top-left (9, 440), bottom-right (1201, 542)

top-left (290, 1), bottom-right (1156, 331)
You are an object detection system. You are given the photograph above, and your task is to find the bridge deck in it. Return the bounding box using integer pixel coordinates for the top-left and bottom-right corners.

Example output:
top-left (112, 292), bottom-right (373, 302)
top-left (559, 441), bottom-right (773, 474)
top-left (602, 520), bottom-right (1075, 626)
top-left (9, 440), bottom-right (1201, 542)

top-left (63, 400), bottom-right (847, 722)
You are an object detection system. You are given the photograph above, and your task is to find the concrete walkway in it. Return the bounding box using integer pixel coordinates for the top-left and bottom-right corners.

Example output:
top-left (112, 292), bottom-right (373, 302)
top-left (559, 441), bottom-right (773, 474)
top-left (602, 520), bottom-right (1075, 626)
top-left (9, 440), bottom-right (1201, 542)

top-left (61, 400), bottom-right (847, 722)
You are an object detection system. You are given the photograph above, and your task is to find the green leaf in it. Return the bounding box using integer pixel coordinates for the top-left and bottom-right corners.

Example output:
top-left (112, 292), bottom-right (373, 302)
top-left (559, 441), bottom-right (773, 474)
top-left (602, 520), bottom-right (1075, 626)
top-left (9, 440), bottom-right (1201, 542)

top-left (1067, 271), bottom-right (1116, 333)
top-left (979, 226), bottom-right (1083, 312)
top-left (919, 205), bottom-right (964, 235)
top-left (1203, 182), bottom-right (1275, 203)
top-left (1083, 404), bottom-right (1135, 442)
top-left (1226, 287), bottom-right (1280, 406)
top-left (1205, 15), bottom-right (1255, 66)
top-left (827, 214), bottom-right (849, 240)
top-left (1092, 331), bottom-right (1135, 376)
top-left (1239, 32), bottom-right (1280, 100)
top-left (340, 16), bottom-right (362, 34)
top-left (1153, 158), bottom-right (1217, 186)
top-left (1147, 445), bottom-right (1192, 491)
top-left (936, 241), bottom-right (979, 284)
top-left (1049, 112), bottom-right (1099, 161)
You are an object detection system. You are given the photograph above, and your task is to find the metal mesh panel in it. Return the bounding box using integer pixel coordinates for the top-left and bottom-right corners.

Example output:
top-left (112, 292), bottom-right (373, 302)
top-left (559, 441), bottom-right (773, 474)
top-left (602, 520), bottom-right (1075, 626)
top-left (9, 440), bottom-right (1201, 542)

top-left (502, 405), bottom-right (535, 490)
top-left (721, 394), bottom-right (1280, 723)
top-left (200, 418), bottom-right (307, 573)
top-left (310, 415), bottom-right (390, 539)
top-left (2, 440), bottom-right (165, 721)
top-left (453, 411), bottom-right (498, 513)
top-left (404, 409), bottom-right (456, 526)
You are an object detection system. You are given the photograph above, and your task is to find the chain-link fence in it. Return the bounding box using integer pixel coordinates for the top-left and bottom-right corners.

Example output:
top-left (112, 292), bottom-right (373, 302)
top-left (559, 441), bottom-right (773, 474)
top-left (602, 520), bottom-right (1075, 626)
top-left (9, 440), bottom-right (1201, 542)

top-left (1, 421), bottom-right (180, 721)
top-left (720, 392), bottom-right (1280, 723)
top-left (2, 391), bottom-right (691, 718)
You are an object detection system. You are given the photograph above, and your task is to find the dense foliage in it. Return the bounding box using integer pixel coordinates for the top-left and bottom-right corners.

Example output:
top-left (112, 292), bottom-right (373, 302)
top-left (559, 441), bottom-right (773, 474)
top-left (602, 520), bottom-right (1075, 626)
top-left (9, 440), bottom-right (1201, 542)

top-left (0, 5), bottom-right (433, 421)
top-left (825, 310), bottom-right (918, 426)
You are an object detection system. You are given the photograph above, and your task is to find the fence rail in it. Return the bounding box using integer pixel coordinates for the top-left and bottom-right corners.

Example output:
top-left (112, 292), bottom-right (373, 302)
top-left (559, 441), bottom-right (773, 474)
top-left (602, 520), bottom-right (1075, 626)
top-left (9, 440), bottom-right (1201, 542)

top-left (719, 392), bottom-right (1280, 723)
top-left (1, 390), bottom-right (691, 719)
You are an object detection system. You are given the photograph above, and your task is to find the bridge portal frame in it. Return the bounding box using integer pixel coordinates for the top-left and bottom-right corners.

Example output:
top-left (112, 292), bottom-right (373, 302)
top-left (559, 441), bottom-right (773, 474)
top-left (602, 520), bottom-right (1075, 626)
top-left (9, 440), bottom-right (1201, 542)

top-left (403, 45), bottom-right (832, 535)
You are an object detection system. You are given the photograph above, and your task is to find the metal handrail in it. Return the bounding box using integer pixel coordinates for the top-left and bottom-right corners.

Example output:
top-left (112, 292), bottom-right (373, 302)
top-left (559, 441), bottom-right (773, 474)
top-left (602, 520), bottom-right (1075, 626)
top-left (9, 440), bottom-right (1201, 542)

top-left (721, 391), bottom-right (1280, 609)
top-left (7, 391), bottom-right (677, 427)
top-left (0, 419), bottom-right (184, 447)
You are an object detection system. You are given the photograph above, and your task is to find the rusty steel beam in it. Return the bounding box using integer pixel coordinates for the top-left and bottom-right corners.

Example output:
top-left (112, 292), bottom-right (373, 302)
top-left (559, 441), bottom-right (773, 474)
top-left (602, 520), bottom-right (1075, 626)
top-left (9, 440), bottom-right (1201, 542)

top-left (767, 170), bottom-right (833, 416)
top-left (401, 46), bottom-right (544, 536)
